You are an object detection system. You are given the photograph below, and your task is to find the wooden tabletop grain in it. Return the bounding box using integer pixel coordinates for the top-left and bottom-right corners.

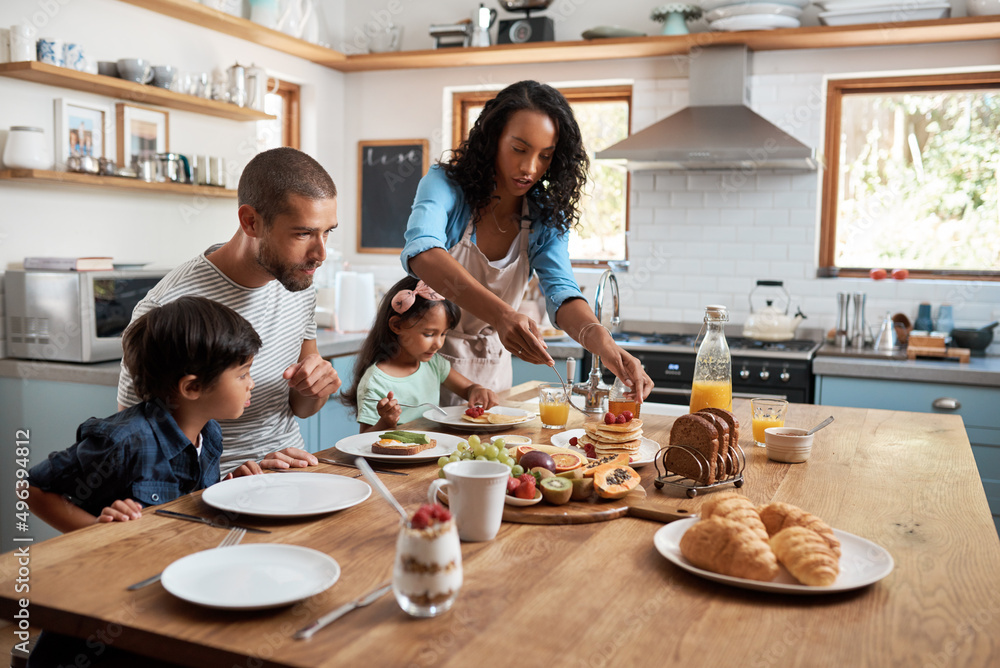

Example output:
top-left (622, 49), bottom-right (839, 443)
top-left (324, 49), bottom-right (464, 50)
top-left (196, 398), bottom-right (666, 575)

top-left (2, 383), bottom-right (998, 667)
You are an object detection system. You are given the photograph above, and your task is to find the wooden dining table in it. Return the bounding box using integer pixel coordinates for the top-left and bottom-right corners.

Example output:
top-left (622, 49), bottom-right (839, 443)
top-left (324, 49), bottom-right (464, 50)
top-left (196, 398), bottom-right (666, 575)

top-left (2, 381), bottom-right (999, 667)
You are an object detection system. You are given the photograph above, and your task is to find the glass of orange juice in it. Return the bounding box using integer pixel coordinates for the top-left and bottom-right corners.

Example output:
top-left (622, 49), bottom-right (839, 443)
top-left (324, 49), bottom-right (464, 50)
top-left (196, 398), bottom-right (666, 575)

top-left (538, 383), bottom-right (570, 429)
top-left (751, 398), bottom-right (788, 447)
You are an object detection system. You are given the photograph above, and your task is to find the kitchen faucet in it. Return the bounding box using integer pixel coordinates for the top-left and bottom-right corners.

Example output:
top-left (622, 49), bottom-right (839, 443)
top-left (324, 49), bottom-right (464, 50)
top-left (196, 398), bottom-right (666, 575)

top-left (573, 269), bottom-right (620, 413)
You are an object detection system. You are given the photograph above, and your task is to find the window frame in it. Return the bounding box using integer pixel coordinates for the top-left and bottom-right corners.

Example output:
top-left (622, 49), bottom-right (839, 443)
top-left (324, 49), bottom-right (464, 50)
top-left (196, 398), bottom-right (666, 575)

top-left (451, 84), bottom-right (633, 268)
top-left (271, 77), bottom-right (301, 149)
top-left (820, 70), bottom-right (1000, 281)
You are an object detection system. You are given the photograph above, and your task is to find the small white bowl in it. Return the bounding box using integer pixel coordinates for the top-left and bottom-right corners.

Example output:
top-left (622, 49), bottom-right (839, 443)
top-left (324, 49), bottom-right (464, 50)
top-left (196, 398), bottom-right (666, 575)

top-left (968, 0), bottom-right (1000, 16)
top-left (765, 427), bottom-right (814, 463)
top-left (491, 434), bottom-right (531, 447)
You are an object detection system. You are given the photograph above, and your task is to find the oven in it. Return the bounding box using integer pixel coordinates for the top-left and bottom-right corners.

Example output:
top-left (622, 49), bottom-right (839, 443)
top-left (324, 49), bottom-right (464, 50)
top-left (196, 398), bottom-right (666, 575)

top-left (581, 332), bottom-right (820, 406)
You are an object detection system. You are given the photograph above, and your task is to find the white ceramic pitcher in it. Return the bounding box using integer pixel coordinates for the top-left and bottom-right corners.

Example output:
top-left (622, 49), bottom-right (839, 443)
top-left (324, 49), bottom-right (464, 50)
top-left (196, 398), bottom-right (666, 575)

top-left (246, 64), bottom-right (280, 112)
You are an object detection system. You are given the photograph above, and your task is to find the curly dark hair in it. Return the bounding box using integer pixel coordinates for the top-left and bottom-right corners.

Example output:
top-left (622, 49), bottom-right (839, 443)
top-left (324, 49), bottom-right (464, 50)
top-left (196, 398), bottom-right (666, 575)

top-left (444, 80), bottom-right (589, 234)
top-left (340, 276), bottom-right (461, 416)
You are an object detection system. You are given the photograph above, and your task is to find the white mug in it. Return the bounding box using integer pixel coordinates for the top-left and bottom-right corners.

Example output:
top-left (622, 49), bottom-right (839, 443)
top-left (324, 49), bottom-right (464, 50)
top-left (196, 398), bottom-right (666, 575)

top-left (36, 37), bottom-right (63, 66)
top-left (427, 460), bottom-right (508, 542)
top-left (9, 24), bottom-right (36, 62)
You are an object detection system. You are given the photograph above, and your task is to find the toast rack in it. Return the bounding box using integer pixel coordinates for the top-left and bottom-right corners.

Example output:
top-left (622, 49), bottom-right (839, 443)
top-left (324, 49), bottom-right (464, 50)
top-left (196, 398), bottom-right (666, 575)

top-left (653, 442), bottom-right (746, 498)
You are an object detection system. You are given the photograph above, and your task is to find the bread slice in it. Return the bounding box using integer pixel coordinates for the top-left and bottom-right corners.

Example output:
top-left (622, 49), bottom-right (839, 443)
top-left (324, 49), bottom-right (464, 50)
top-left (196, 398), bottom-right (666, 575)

top-left (371, 439), bottom-right (437, 456)
top-left (666, 414), bottom-right (720, 485)
top-left (699, 407), bottom-right (740, 470)
top-left (698, 411), bottom-right (732, 476)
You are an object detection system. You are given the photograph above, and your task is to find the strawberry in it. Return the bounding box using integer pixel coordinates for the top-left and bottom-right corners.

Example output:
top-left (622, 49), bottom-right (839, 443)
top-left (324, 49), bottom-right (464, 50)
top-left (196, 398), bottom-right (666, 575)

top-left (514, 476), bottom-right (536, 499)
top-left (616, 414), bottom-right (627, 424)
top-left (569, 436), bottom-right (579, 446)
top-left (604, 412), bottom-right (616, 425)
top-left (506, 476), bottom-right (520, 495)
top-left (621, 410), bottom-right (633, 421)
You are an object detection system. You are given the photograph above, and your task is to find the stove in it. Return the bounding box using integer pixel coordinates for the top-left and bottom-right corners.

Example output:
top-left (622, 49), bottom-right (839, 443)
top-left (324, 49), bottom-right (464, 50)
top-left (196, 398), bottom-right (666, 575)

top-left (584, 331), bottom-right (822, 405)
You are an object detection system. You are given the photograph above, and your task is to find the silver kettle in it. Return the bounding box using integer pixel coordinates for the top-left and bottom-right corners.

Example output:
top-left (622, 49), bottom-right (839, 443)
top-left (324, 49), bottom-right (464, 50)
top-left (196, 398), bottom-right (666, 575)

top-left (155, 153), bottom-right (192, 184)
top-left (873, 312), bottom-right (899, 352)
top-left (471, 3), bottom-right (497, 47)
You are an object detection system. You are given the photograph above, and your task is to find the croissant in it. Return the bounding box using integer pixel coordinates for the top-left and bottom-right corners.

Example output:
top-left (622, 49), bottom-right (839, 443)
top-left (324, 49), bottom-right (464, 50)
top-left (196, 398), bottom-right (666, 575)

top-left (770, 526), bottom-right (840, 586)
top-left (757, 501), bottom-right (841, 558)
top-left (699, 492), bottom-right (769, 543)
top-left (680, 517), bottom-right (779, 582)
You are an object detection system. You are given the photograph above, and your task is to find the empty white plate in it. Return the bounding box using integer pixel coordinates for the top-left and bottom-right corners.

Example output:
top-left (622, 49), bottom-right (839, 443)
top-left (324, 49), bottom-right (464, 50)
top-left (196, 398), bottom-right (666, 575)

top-left (202, 472), bottom-right (371, 517)
top-left (706, 3), bottom-right (805, 21)
top-left (710, 14), bottom-right (801, 30)
top-left (162, 544), bottom-right (340, 610)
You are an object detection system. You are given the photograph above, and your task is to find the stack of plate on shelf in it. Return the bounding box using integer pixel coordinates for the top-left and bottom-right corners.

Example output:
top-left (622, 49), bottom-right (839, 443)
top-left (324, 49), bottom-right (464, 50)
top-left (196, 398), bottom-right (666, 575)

top-left (700, 0), bottom-right (810, 31)
top-left (815, 0), bottom-right (951, 26)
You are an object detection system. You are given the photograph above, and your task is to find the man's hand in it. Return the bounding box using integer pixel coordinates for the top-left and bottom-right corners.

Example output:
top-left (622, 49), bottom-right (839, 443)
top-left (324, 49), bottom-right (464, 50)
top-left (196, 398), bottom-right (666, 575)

top-left (225, 460), bottom-right (264, 479)
top-left (97, 499), bottom-right (143, 523)
top-left (283, 353), bottom-right (341, 399)
top-left (260, 447), bottom-right (319, 470)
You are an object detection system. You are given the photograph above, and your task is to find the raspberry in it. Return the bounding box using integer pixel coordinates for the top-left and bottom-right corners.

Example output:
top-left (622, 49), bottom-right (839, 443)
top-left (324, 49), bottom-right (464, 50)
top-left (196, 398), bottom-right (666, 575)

top-left (411, 510), bottom-right (431, 529)
top-left (616, 414), bottom-right (627, 424)
top-left (584, 444), bottom-right (596, 459)
top-left (622, 410), bottom-right (633, 421)
top-left (604, 412), bottom-right (616, 425)
top-left (465, 408), bottom-right (477, 417)
top-left (569, 436), bottom-right (579, 446)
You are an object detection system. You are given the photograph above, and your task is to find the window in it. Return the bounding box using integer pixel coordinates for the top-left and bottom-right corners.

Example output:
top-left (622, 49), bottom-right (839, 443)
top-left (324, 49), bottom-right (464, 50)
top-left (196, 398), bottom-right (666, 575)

top-left (452, 85), bottom-right (631, 265)
top-left (820, 71), bottom-right (1000, 280)
top-left (257, 79), bottom-right (301, 150)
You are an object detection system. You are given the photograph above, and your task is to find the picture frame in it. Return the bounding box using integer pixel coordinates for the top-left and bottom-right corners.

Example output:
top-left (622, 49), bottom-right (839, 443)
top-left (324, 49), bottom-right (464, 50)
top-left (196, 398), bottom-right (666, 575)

top-left (54, 98), bottom-right (112, 169)
top-left (115, 102), bottom-right (169, 167)
top-left (356, 139), bottom-right (429, 254)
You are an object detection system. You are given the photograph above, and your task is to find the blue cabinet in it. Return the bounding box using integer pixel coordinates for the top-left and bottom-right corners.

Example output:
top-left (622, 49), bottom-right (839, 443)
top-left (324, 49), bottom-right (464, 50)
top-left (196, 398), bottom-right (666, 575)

top-left (815, 375), bottom-right (1000, 536)
top-left (296, 355), bottom-right (359, 453)
top-left (512, 357), bottom-right (581, 386)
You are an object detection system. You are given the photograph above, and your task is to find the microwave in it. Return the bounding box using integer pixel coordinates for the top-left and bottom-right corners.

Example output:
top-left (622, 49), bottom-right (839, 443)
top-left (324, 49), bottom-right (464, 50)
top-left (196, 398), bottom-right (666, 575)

top-left (5, 269), bottom-right (167, 363)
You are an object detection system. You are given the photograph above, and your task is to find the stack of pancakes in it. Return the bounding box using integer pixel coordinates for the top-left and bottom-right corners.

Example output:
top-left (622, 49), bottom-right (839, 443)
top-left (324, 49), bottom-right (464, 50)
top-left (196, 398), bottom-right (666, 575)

top-left (580, 418), bottom-right (644, 459)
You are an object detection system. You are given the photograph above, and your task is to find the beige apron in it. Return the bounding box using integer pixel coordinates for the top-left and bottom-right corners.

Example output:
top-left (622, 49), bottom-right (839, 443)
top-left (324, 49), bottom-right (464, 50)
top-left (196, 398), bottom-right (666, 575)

top-left (438, 216), bottom-right (532, 406)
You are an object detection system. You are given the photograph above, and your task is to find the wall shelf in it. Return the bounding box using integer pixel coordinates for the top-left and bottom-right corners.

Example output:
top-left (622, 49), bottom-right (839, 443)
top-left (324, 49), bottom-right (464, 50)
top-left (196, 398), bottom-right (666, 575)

top-left (0, 61), bottom-right (275, 121)
top-left (115, 1), bottom-right (1000, 72)
top-left (0, 169), bottom-right (237, 198)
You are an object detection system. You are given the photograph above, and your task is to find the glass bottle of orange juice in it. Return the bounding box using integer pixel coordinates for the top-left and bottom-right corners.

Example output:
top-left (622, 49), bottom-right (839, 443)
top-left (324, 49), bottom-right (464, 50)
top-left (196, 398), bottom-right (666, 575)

top-left (689, 305), bottom-right (732, 413)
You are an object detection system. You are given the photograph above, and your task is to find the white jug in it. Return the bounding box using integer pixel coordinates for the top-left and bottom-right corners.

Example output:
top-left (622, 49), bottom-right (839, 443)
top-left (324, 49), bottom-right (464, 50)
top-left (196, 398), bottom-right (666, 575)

top-left (246, 64), bottom-right (280, 112)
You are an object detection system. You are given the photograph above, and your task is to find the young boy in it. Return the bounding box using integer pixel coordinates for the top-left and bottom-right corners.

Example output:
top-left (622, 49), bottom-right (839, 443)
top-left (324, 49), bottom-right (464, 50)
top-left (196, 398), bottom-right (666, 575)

top-left (27, 296), bottom-right (264, 532)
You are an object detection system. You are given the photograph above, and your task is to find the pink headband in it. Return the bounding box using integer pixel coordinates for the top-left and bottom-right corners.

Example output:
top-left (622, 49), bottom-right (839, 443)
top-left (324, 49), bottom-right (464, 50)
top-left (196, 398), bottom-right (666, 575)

top-left (391, 281), bottom-right (444, 314)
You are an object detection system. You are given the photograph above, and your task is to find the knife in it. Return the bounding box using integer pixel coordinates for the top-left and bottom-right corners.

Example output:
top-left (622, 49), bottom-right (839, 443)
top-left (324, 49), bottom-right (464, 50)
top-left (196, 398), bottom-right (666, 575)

top-left (317, 457), bottom-right (408, 476)
top-left (154, 509), bottom-right (271, 534)
top-left (294, 581), bottom-right (393, 640)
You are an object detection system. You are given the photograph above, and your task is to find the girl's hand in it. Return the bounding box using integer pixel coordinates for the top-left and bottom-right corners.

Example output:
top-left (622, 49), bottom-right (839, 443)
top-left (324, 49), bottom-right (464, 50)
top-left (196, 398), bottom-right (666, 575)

top-left (377, 391), bottom-right (402, 427)
top-left (226, 460), bottom-right (264, 479)
top-left (97, 499), bottom-right (143, 523)
top-left (467, 385), bottom-right (499, 410)
top-left (599, 346), bottom-right (654, 402)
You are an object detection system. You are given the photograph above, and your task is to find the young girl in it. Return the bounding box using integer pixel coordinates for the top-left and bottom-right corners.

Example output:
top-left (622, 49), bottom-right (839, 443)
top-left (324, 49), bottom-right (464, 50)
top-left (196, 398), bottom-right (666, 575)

top-left (343, 275), bottom-right (499, 432)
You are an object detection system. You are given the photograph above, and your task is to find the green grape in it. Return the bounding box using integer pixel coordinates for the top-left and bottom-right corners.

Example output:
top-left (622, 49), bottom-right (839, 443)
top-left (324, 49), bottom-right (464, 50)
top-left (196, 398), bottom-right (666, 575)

top-left (437, 456), bottom-right (449, 468)
top-left (468, 434), bottom-right (481, 448)
top-left (438, 469), bottom-right (446, 479)
top-left (473, 441), bottom-right (488, 458)
top-left (448, 453), bottom-right (461, 463)
top-left (461, 450), bottom-right (474, 460)
top-left (475, 455), bottom-right (487, 461)
top-left (457, 441), bottom-right (469, 452)
top-left (497, 453), bottom-right (512, 466)
top-left (511, 464), bottom-right (524, 477)
top-left (504, 460), bottom-right (514, 470)
top-left (492, 437), bottom-right (506, 450)
top-left (484, 445), bottom-right (499, 459)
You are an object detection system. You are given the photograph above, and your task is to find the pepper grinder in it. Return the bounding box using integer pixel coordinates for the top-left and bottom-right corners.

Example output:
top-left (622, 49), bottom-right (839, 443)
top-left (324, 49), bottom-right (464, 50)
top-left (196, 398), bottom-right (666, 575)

top-left (851, 293), bottom-right (867, 350)
top-left (835, 293), bottom-right (850, 350)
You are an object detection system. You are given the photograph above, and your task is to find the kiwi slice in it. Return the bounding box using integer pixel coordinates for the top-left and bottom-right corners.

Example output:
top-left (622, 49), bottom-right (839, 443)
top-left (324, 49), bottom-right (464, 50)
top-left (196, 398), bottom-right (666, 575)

top-left (540, 477), bottom-right (573, 505)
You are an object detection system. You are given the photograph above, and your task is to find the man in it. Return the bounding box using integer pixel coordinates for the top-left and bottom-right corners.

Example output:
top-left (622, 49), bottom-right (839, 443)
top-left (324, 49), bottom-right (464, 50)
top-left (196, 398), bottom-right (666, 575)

top-left (118, 147), bottom-right (340, 476)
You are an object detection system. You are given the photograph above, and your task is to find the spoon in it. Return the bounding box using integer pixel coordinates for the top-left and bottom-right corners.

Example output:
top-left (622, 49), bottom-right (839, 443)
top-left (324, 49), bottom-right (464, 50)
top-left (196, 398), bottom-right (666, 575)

top-left (806, 416), bottom-right (835, 435)
top-left (354, 457), bottom-right (408, 523)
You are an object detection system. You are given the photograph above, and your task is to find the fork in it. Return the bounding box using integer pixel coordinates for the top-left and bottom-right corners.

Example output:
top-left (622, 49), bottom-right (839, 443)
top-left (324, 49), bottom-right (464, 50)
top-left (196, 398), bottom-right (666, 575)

top-left (126, 527), bottom-right (246, 591)
top-left (365, 399), bottom-right (448, 416)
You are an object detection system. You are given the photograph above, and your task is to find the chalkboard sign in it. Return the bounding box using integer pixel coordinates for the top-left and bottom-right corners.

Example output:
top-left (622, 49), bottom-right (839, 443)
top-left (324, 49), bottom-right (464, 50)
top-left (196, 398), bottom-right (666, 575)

top-left (356, 139), bottom-right (429, 254)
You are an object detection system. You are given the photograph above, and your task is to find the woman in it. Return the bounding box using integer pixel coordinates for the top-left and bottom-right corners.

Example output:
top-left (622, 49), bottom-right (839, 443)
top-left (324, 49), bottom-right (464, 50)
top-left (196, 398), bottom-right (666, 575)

top-left (401, 80), bottom-right (652, 405)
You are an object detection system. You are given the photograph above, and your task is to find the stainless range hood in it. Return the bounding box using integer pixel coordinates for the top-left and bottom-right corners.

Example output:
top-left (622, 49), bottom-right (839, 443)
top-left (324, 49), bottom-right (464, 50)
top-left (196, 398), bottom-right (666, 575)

top-left (597, 45), bottom-right (817, 171)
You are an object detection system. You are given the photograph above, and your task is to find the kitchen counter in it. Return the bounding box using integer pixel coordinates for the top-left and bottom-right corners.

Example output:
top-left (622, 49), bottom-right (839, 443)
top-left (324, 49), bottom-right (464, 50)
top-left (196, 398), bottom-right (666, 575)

top-left (2, 386), bottom-right (997, 666)
top-left (813, 343), bottom-right (1000, 388)
top-left (0, 331), bottom-right (584, 387)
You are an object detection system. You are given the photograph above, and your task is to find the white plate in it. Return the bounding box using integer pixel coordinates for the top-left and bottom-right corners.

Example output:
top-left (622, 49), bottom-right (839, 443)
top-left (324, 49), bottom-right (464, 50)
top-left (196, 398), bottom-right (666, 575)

top-left (698, 0), bottom-right (809, 11)
top-left (112, 261), bottom-right (151, 270)
top-left (705, 3), bottom-right (804, 21)
top-left (422, 405), bottom-right (535, 433)
top-left (710, 14), bottom-right (800, 30)
top-left (654, 518), bottom-right (895, 594)
top-left (816, 0), bottom-right (944, 9)
top-left (550, 429), bottom-right (660, 468)
top-left (161, 544), bottom-right (340, 610)
top-left (334, 430), bottom-right (461, 463)
top-left (581, 25), bottom-right (646, 39)
top-left (202, 473), bottom-right (371, 517)
top-left (818, 4), bottom-right (949, 25)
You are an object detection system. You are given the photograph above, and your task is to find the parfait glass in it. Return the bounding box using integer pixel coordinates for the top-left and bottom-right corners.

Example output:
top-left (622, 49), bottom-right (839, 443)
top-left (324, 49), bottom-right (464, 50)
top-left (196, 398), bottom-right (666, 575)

top-left (392, 517), bottom-right (462, 617)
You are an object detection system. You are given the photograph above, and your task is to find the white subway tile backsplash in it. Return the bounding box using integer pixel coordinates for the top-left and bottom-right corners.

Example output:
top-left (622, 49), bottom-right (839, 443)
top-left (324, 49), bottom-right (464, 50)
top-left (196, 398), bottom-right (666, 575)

top-left (671, 192), bottom-right (705, 208)
top-left (686, 209), bottom-right (721, 225)
top-left (773, 191), bottom-right (811, 209)
top-left (754, 209), bottom-right (790, 226)
top-left (754, 244), bottom-right (789, 261)
top-left (637, 191), bottom-right (672, 208)
top-left (755, 174), bottom-right (792, 191)
top-left (770, 261), bottom-right (808, 279)
top-left (738, 191), bottom-right (774, 208)
top-left (654, 173), bottom-right (685, 190)
top-left (736, 259), bottom-right (772, 276)
top-left (669, 259), bottom-right (704, 276)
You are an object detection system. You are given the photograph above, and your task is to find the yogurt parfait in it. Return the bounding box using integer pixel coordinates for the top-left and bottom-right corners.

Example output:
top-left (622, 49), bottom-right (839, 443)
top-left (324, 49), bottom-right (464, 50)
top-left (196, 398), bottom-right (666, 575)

top-left (393, 503), bottom-right (462, 617)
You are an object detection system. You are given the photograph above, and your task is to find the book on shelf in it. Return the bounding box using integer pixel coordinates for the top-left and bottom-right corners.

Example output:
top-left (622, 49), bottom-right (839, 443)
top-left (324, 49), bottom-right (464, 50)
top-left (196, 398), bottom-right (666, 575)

top-left (23, 256), bottom-right (114, 271)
